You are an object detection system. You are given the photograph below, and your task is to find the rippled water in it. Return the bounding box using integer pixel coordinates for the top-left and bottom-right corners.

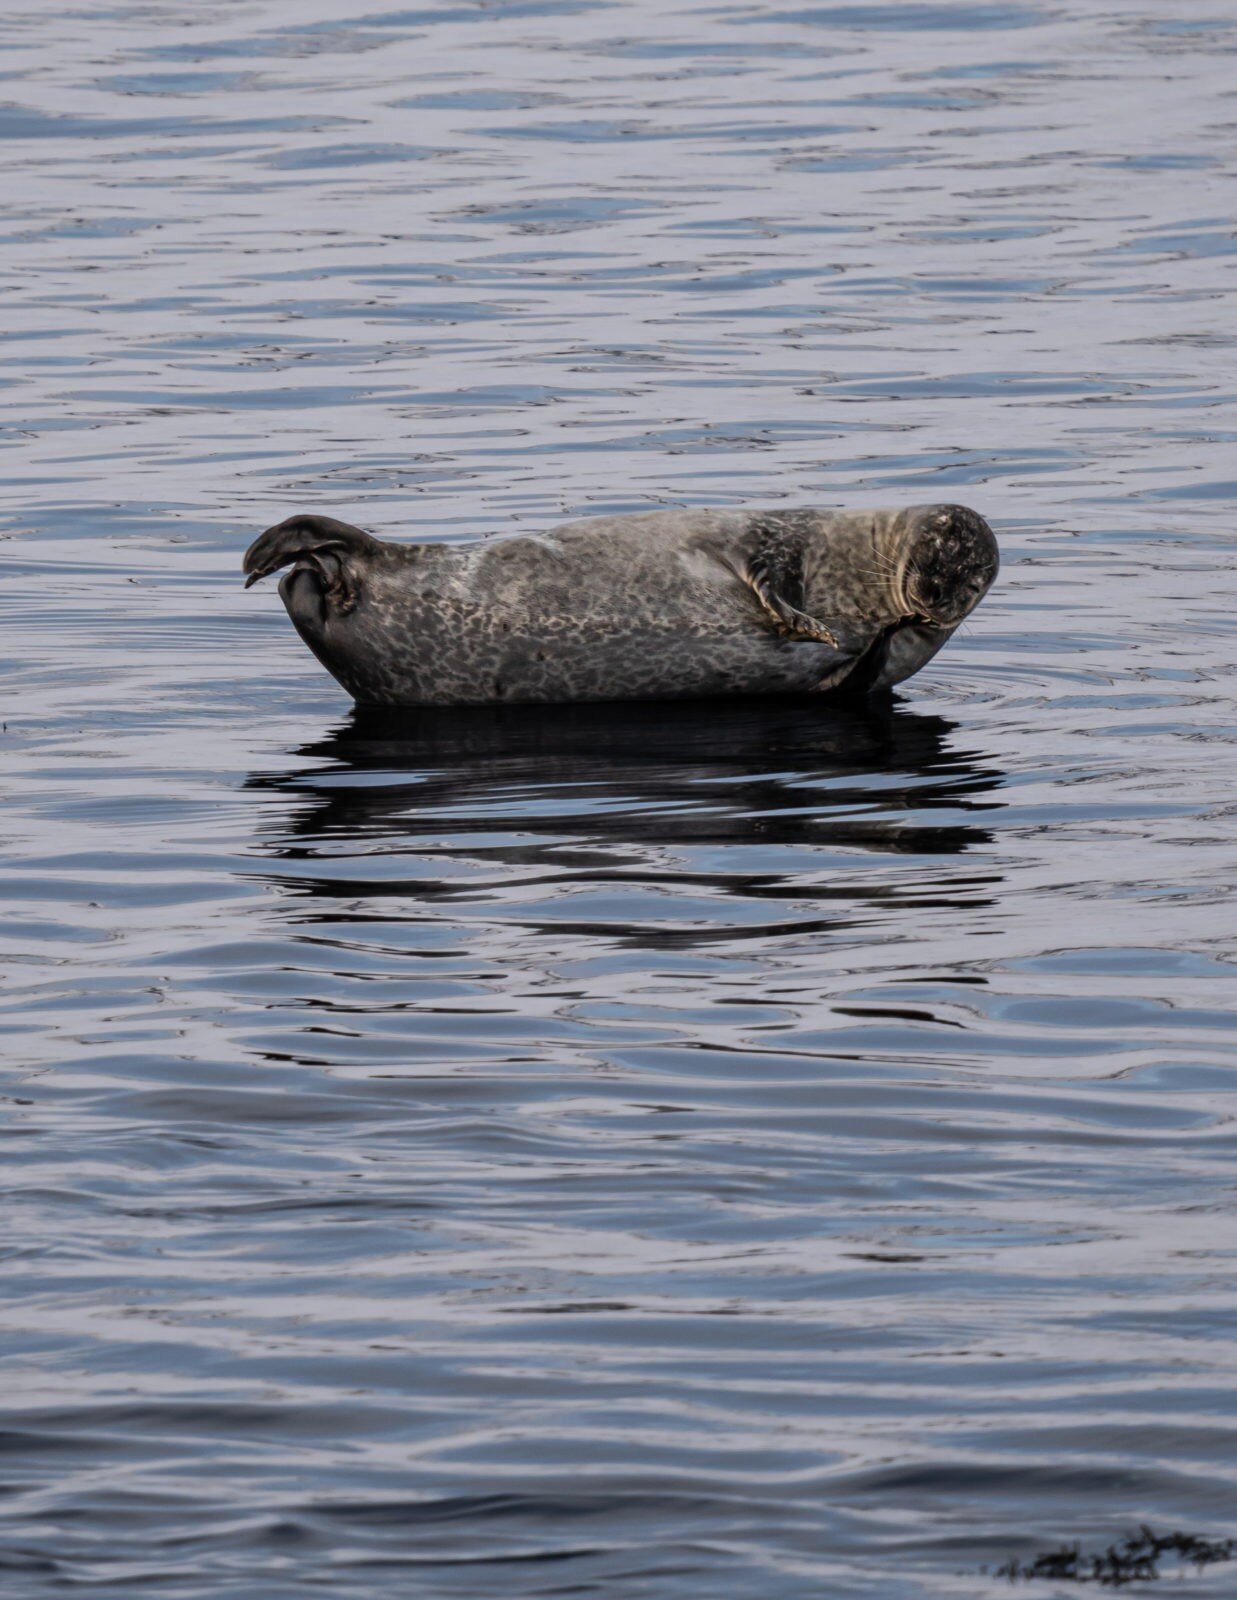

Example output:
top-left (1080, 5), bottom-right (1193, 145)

top-left (4, 1), bottom-right (1237, 1594)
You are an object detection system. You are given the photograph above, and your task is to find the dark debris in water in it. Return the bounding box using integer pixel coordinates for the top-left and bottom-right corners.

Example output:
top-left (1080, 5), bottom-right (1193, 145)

top-left (994, 1527), bottom-right (1236, 1586)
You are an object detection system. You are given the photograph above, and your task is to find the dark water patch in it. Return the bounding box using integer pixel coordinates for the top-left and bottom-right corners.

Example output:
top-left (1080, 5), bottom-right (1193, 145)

top-left (264, 143), bottom-right (445, 170)
top-left (0, 105), bottom-right (358, 141)
top-left (740, 3), bottom-right (1045, 31)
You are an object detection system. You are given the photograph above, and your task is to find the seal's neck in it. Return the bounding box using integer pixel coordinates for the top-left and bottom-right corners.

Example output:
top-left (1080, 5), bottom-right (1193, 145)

top-left (802, 510), bottom-right (916, 624)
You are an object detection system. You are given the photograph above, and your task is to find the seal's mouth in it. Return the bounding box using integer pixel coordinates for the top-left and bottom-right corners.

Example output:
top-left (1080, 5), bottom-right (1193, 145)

top-left (905, 583), bottom-right (981, 630)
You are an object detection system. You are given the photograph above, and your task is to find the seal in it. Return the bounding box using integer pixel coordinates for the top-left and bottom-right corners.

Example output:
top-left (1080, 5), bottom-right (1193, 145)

top-left (242, 503), bottom-right (997, 707)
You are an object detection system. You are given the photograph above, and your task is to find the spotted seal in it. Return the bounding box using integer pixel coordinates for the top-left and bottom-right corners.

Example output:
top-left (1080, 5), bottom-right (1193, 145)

top-left (242, 503), bottom-right (997, 706)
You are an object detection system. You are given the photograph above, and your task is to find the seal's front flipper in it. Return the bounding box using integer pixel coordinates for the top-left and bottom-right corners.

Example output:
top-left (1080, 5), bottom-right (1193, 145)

top-left (738, 532), bottom-right (839, 647)
top-left (242, 514), bottom-right (380, 613)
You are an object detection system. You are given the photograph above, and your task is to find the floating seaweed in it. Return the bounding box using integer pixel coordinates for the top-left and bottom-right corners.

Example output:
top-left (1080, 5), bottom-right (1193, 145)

top-left (994, 1527), bottom-right (1237, 1586)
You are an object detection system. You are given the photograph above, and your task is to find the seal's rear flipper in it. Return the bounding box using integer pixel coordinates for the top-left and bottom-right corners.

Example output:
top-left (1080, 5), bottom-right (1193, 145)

top-left (242, 514), bottom-right (380, 613)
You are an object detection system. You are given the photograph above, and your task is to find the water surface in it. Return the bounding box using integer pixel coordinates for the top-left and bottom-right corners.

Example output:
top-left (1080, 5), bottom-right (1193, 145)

top-left (3, 0), bottom-right (1237, 1594)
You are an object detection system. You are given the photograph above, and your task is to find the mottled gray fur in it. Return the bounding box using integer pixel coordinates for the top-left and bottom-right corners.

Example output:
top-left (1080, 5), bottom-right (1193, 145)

top-left (242, 504), bottom-right (998, 707)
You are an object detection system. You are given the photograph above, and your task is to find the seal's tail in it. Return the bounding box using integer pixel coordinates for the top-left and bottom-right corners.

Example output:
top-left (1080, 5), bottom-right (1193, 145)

top-left (243, 514), bottom-right (381, 614)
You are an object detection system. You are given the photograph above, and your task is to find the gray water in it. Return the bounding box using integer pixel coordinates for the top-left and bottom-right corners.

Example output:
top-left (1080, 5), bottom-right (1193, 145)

top-left (3, 1), bottom-right (1237, 1595)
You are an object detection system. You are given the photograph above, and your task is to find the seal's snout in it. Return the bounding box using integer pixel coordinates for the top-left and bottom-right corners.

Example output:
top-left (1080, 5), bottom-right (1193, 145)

top-left (899, 504), bottom-right (998, 628)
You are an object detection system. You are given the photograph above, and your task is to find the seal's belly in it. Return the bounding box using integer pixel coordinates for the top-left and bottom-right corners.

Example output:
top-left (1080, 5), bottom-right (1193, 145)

top-left (342, 605), bottom-right (840, 707)
top-left (321, 540), bottom-right (845, 707)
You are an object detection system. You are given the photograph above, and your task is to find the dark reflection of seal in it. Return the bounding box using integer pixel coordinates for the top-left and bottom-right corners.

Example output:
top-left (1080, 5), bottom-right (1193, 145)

top-left (244, 699), bottom-right (1006, 947)
top-left (242, 504), bottom-right (998, 707)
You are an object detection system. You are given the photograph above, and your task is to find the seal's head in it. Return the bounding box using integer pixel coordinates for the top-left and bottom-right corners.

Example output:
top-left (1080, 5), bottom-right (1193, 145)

top-left (827, 503), bottom-right (999, 695)
top-left (895, 503), bottom-right (999, 629)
